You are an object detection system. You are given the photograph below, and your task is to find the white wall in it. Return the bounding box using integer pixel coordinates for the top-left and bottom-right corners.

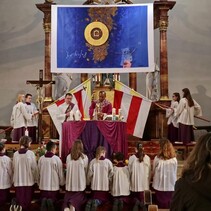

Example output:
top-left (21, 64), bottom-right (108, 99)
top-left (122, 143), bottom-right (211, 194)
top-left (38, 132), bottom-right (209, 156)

top-left (0, 0), bottom-right (210, 126)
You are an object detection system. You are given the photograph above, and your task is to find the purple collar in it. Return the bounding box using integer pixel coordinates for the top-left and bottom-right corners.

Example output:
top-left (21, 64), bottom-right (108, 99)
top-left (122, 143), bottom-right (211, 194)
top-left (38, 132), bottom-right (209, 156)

top-left (99, 156), bottom-right (105, 160)
top-left (0, 153), bottom-right (5, 157)
top-left (116, 161), bottom-right (125, 167)
top-left (45, 151), bottom-right (55, 158)
top-left (18, 148), bottom-right (28, 154)
top-left (25, 102), bottom-right (31, 105)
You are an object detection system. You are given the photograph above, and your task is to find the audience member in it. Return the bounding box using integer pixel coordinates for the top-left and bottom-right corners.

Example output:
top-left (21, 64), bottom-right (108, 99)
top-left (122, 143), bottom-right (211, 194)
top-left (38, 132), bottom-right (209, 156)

top-left (170, 133), bottom-right (211, 211)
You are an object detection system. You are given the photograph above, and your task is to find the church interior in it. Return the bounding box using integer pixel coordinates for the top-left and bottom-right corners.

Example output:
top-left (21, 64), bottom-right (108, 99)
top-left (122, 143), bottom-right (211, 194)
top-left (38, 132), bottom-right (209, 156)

top-left (0, 0), bottom-right (211, 210)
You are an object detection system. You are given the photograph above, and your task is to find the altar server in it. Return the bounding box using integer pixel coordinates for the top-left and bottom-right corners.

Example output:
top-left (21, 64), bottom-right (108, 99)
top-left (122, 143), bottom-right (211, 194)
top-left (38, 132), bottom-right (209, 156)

top-left (128, 143), bottom-right (151, 209)
top-left (10, 94), bottom-right (34, 142)
top-left (38, 141), bottom-right (65, 207)
top-left (63, 139), bottom-right (88, 211)
top-left (86, 146), bottom-right (113, 211)
top-left (0, 143), bottom-right (13, 207)
top-left (111, 152), bottom-right (130, 211)
top-left (175, 88), bottom-right (202, 144)
top-left (25, 93), bottom-right (38, 143)
top-left (152, 139), bottom-right (177, 209)
top-left (13, 136), bottom-right (38, 210)
top-left (166, 92), bottom-right (180, 143)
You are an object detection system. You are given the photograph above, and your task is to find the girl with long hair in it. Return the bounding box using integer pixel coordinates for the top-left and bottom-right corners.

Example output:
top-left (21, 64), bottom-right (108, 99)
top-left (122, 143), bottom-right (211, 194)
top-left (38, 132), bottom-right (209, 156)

top-left (170, 133), bottom-right (211, 211)
top-left (63, 140), bottom-right (88, 211)
top-left (152, 139), bottom-right (177, 209)
top-left (175, 88), bottom-right (202, 144)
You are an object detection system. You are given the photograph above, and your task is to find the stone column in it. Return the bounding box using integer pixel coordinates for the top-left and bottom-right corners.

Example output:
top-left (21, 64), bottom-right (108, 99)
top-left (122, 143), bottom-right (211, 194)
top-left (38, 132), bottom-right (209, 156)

top-left (154, 0), bottom-right (176, 100)
top-left (36, 1), bottom-right (57, 140)
top-left (36, 1), bottom-right (55, 103)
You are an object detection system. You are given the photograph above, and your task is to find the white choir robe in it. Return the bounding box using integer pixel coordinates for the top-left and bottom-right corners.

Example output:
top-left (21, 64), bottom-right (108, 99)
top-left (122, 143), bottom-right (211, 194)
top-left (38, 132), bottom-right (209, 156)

top-left (87, 158), bottom-right (113, 191)
top-left (57, 102), bottom-right (79, 123)
top-left (0, 155), bottom-right (13, 189)
top-left (152, 156), bottom-right (177, 191)
top-left (174, 98), bottom-right (202, 126)
top-left (38, 154), bottom-right (65, 191)
top-left (25, 103), bottom-right (38, 127)
top-left (13, 150), bottom-right (38, 187)
top-left (128, 154), bottom-right (151, 192)
top-left (10, 102), bottom-right (32, 129)
top-left (65, 153), bottom-right (88, 191)
top-left (111, 166), bottom-right (130, 197)
top-left (166, 101), bottom-right (179, 128)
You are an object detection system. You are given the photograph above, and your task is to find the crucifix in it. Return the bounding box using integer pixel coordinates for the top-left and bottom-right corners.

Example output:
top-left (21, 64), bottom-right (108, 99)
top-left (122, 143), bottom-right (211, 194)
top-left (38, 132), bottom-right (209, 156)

top-left (26, 69), bottom-right (55, 143)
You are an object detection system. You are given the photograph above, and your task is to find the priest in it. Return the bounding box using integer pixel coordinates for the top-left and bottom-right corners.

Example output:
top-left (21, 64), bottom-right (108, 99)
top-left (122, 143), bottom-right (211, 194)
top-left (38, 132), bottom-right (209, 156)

top-left (89, 91), bottom-right (112, 120)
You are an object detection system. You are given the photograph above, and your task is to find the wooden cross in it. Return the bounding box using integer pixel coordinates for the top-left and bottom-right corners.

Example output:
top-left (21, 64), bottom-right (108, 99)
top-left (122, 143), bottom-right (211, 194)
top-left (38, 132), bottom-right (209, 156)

top-left (26, 69), bottom-right (55, 88)
top-left (26, 69), bottom-right (55, 143)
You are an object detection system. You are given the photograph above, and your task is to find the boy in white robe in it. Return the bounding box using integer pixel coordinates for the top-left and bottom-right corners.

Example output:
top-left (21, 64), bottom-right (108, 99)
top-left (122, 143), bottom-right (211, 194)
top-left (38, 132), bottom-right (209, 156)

top-left (25, 93), bottom-right (38, 143)
top-left (128, 143), bottom-right (151, 210)
top-left (86, 146), bottom-right (113, 211)
top-left (13, 136), bottom-right (38, 210)
top-left (111, 152), bottom-right (130, 211)
top-left (38, 141), bottom-right (65, 208)
top-left (0, 143), bottom-right (13, 207)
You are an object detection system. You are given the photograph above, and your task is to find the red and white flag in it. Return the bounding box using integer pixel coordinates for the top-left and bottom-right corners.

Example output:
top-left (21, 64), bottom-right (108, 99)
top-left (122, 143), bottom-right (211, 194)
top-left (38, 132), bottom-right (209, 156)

top-left (113, 81), bottom-right (151, 138)
top-left (47, 78), bottom-right (91, 136)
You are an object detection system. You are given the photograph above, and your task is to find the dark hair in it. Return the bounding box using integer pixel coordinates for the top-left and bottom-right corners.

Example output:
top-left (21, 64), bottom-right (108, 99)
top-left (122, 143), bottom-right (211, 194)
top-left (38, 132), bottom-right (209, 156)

top-left (182, 133), bottom-right (211, 182)
top-left (136, 142), bottom-right (144, 162)
top-left (173, 92), bottom-right (180, 102)
top-left (0, 143), bottom-right (5, 152)
top-left (99, 91), bottom-right (106, 96)
top-left (182, 88), bottom-right (194, 107)
top-left (25, 93), bottom-right (32, 98)
top-left (65, 93), bottom-right (73, 98)
top-left (70, 139), bottom-right (84, 160)
top-left (115, 152), bottom-right (125, 161)
top-left (19, 136), bottom-right (32, 148)
top-left (46, 141), bottom-right (57, 152)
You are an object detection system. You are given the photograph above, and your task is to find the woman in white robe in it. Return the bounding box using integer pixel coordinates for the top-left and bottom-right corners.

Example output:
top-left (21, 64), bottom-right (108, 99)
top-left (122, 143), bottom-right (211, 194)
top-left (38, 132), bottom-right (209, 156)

top-left (63, 140), bottom-right (88, 211)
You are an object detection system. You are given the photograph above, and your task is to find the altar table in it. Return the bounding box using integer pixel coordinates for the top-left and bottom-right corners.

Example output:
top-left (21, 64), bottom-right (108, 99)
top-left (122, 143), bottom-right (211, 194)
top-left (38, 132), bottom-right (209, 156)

top-left (61, 120), bottom-right (127, 162)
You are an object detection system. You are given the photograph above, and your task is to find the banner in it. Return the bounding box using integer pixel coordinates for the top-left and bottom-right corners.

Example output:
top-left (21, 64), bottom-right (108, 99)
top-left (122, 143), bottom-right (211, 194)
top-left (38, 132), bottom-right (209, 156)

top-left (51, 4), bottom-right (154, 73)
top-left (113, 81), bottom-right (151, 138)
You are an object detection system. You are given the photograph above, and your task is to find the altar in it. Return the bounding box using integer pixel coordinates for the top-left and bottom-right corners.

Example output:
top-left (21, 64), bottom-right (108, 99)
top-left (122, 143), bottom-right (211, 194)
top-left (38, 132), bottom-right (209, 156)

top-left (61, 120), bottom-right (127, 162)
